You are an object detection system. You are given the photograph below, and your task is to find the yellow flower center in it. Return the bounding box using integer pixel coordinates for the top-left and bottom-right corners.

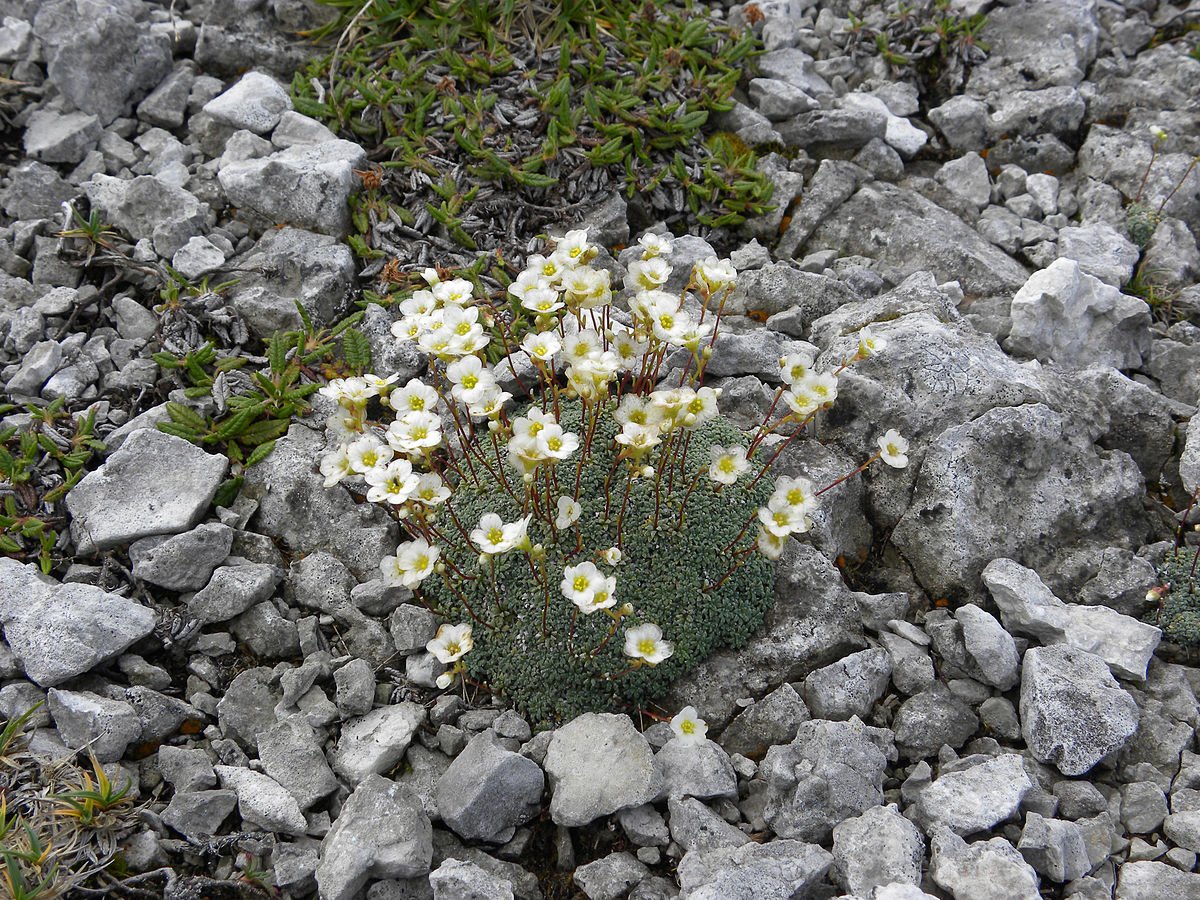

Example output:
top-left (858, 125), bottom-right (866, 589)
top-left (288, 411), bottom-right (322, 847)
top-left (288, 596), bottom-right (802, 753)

top-left (547, 436), bottom-right (563, 452)
top-left (445, 641), bottom-right (460, 656)
top-left (529, 422), bottom-right (544, 436)
top-left (487, 527), bottom-right (504, 544)
top-left (542, 262), bottom-right (556, 277)
top-left (410, 397), bottom-right (425, 410)
top-left (462, 374), bottom-right (478, 389)
top-left (680, 719), bottom-right (695, 735)
top-left (414, 554), bottom-right (429, 570)
top-left (719, 458), bottom-right (735, 473)
top-left (637, 638), bottom-right (656, 656)
top-left (411, 427), bottom-right (428, 440)
top-left (786, 488), bottom-right (805, 506)
top-left (773, 511), bottom-right (790, 527)
top-left (573, 575), bottom-right (589, 592)
top-left (887, 442), bottom-right (899, 455)
top-left (362, 450), bottom-right (378, 467)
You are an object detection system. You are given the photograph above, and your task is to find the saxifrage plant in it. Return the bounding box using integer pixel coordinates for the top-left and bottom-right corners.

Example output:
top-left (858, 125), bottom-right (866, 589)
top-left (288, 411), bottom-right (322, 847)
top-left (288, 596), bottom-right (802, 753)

top-left (318, 228), bottom-right (908, 724)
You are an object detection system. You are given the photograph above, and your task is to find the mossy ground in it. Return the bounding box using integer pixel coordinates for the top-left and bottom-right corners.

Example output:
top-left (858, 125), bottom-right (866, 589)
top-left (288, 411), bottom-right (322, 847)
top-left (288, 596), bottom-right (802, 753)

top-left (423, 397), bottom-right (774, 725)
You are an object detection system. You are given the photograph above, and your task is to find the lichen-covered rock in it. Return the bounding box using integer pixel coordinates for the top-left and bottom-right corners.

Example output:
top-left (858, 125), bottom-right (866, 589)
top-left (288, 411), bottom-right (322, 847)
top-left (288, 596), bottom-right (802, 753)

top-left (761, 716), bottom-right (894, 842)
top-left (1021, 645), bottom-right (1140, 776)
top-left (434, 730), bottom-right (544, 844)
top-left (891, 404), bottom-right (1149, 604)
top-left (66, 428), bottom-right (228, 554)
top-left (0, 559), bottom-right (155, 687)
top-left (909, 753), bottom-right (1032, 836)
top-left (316, 775), bottom-right (432, 900)
top-left (543, 713), bottom-right (660, 827)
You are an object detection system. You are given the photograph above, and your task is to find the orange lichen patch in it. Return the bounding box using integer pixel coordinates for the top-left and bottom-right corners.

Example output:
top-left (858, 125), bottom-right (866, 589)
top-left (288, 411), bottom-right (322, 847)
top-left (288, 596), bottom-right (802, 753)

top-left (744, 3), bottom-right (765, 26)
top-left (746, 309), bottom-right (771, 323)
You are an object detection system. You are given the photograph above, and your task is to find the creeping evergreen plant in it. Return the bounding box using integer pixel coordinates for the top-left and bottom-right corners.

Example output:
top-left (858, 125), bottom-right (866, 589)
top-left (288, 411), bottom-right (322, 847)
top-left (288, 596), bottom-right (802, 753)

top-left (294, 0), bottom-right (774, 256)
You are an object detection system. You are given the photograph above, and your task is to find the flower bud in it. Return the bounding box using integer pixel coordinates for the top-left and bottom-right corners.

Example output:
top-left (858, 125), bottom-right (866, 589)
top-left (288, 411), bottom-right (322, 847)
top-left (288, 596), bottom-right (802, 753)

top-left (641, 465), bottom-right (654, 478)
top-left (701, 346), bottom-right (713, 360)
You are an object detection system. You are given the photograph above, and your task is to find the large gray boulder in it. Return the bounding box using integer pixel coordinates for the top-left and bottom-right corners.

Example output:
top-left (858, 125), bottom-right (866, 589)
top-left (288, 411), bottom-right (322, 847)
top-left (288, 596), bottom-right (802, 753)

top-left (804, 182), bottom-right (1030, 300)
top-left (218, 140), bottom-right (365, 238)
top-left (676, 839), bottom-right (832, 900)
top-left (982, 558), bottom-right (1161, 681)
top-left (1004, 259), bottom-right (1150, 370)
top-left (316, 775), bottom-right (432, 900)
top-left (226, 227), bottom-right (356, 339)
top-left (434, 730), bottom-right (544, 844)
top-left (66, 429), bottom-right (228, 554)
top-left (1021, 645), bottom-right (1140, 776)
top-left (664, 542), bottom-right (870, 729)
top-left (761, 716), bottom-right (894, 842)
top-left (543, 713), bottom-right (661, 827)
top-left (831, 804), bottom-right (924, 896)
top-left (0, 559), bottom-right (155, 686)
top-left (891, 403), bottom-right (1149, 603)
top-left (241, 423), bottom-right (396, 580)
top-left (82, 174), bottom-right (210, 258)
top-left (909, 753), bottom-right (1032, 836)
top-left (32, 0), bottom-right (172, 125)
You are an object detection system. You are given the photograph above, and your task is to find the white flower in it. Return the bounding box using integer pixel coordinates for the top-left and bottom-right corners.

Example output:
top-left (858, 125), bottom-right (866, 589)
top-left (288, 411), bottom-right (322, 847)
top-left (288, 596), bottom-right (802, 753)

top-left (447, 356), bottom-right (496, 404)
top-left (507, 269), bottom-right (551, 303)
top-left (319, 376), bottom-right (376, 406)
top-left (857, 326), bottom-right (887, 357)
top-left (435, 671), bottom-right (456, 690)
top-left (427, 623), bottom-right (473, 664)
top-left (364, 459), bottom-right (420, 505)
top-left (782, 384), bottom-right (820, 418)
top-left (412, 473), bottom-right (451, 506)
top-left (694, 256), bottom-right (736, 294)
top-left (390, 378), bottom-right (439, 416)
top-left (756, 481), bottom-right (815, 537)
top-left (392, 315), bottom-right (426, 343)
top-left (601, 546), bottom-right (622, 566)
top-left (401, 290), bottom-right (437, 317)
top-left (527, 253), bottom-right (566, 284)
top-left (878, 429), bottom-right (910, 468)
top-left (432, 278), bottom-right (474, 306)
top-left (623, 623), bottom-right (674, 664)
top-left (347, 435), bottom-right (393, 475)
top-left (557, 228), bottom-right (592, 265)
top-left (773, 476), bottom-right (817, 514)
top-left (708, 445), bottom-right (749, 485)
top-left (385, 410), bottom-right (442, 455)
top-left (1151, 125), bottom-right (1168, 143)
top-left (756, 526), bottom-right (787, 560)
top-left (556, 496), bottom-right (582, 529)
top-left (521, 286), bottom-right (565, 316)
top-left (319, 444), bottom-right (352, 487)
top-left (467, 383), bottom-right (512, 419)
top-left (638, 231), bottom-right (673, 259)
top-left (803, 371), bottom-right (839, 407)
top-left (472, 512), bottom-right (516, 554)
top-left (670, 706), bottom-right (708, 745)
top-left (678, 386), bottom-right (721, 428)
top-left (779, 352), bottom-right (815, 386)
top-left (363, 373), bottom-right (399, 395)
top-left (627, 257), bottom-right (671, 292)
top-left (561, 328), bottom-right (604, 367)
top-left (381, 538), bottom-right (440, 588)
top-left (614, 422), bottom-right (661, 456)
top-left (611, 328), bottom-right (648, 370)
top-left (521, 329), bottom-right (562, 363)
top-left (615, 394), bottom-right (664, 430)
top-left (535, 424), bottom-right (579, 461)
top-left (559, 564), bottom-right (600, 607)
